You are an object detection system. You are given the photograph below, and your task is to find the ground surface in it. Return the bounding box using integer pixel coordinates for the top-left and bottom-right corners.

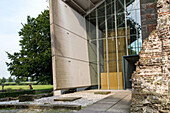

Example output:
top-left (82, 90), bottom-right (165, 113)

top-left (0, 90), bottom-right (132, 113)
top-left (3, 85), bottom-right (53, 90)
top-left (78, 90), bottom-right (131, 113)
top-left (0, 109), bottom-right (74, 113)
top-left (0, 90), bottom-right (112, 106)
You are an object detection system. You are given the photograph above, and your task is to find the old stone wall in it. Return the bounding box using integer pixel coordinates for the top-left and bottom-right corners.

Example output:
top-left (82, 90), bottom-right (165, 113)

top-left (131, 0), bottom-right (170, 112)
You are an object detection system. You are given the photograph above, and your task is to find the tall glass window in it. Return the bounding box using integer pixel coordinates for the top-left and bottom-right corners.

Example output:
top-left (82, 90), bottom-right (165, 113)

top-left (86, 0), bottom-right (142, 90)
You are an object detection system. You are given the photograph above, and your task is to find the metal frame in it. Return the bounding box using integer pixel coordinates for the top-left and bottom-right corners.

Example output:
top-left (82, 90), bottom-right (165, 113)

top-left (70, 0), bottom-right (86, 14)
top-left (86, 0), bottom-right (141, 90)
top-left (96, 9), bottom-right (100, 89)
top-left (85, 0), bottom-right (106, 16)
top-left (114, 0), bottom-right (120, 90)
top-left (135, 0), bottom-right (139, 53)
top-left (105, 1), bottom-right (110, 90)
top-left (124, 0), bottom-right (129, 55)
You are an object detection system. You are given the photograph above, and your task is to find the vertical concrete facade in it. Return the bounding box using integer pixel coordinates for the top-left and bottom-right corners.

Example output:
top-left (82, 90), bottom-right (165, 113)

top-left (50, 0), bottom-right (97, 91)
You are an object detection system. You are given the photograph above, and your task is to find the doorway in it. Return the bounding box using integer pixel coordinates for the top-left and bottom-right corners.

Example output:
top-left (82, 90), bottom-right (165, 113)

top-left (123, 55), bottom-right (139, 89)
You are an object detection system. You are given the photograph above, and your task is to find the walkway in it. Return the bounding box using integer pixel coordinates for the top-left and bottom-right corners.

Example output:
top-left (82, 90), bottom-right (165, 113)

top-left (77, 90), bottom-right (131, 113)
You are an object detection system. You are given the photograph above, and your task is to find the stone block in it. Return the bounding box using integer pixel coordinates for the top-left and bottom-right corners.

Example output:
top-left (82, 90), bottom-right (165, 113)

top-left (0, 97), bottom-right (11, 102)
top-left (54, 97), bottom-right (82, 101)
top-left (94, 91), bottom-right (111, 95)
top-left (19, 95), bottom-right (34, 102)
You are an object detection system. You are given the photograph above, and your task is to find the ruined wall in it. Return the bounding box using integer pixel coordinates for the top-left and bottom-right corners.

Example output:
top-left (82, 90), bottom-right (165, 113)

top-left (131, 0), bottom-right (170, 112)
top-left (140, 0), bottom-right (158, 41)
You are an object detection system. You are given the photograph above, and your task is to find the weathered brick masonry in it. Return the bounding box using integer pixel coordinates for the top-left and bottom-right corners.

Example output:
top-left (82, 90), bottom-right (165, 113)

top-left (140, 0), bottom-right (158, 40)
top-left (131, 0), bottom-right (170, 112)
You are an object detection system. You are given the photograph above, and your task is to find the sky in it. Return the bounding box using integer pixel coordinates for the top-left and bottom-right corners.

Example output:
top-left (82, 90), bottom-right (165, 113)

top-left (0, 0), bottom-right (49, 79)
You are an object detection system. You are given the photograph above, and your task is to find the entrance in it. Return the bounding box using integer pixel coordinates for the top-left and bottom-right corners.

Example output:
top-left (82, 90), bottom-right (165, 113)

top-left (123, 55), bottom-right (139, 89)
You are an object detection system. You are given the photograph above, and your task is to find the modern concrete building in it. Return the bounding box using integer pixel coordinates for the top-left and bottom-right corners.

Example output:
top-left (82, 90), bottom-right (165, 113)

top-left (49, 0), bottom-right (157, 94)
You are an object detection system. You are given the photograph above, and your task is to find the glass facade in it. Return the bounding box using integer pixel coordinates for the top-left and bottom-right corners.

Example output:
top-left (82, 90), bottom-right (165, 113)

top-left (86, 0), bottom-right (142, 90)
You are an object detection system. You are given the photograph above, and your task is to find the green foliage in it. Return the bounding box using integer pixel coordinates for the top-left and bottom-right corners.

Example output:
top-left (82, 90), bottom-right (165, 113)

top-left (4, 85), bottom-right (53, 90)
top-left (19, 82), bottom-right (37, 85)
top-left (15, 77), bottom-right (20, 85)
top-left (8, 77), bottom-right (13, 82)
top-left (3, 82), bottom-right (37, 85)
top-left (6, 10), bottom-right (52, 84)
top-left (1, 77), bottom-right (6, 84)
top-left (4, 82), bottom-right (16, 85)
top-left (0, 90), bottom-right (35, 98)
top-left (129, 46), bottom-right (137, 55)
top-left (34, 89), bottom-right (53, 94)
top-left (0, 85), bottom-right (53, 97)
top-left (6, 88), bottom-right (12, 92)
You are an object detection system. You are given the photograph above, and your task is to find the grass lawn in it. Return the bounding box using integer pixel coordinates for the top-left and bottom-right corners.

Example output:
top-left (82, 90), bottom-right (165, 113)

top-left (3, 85), bottom-right (53, 90)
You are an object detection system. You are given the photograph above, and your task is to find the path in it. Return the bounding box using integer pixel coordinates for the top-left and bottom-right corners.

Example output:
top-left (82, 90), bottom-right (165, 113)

top-left (77, 90), bottom-right (131, 113)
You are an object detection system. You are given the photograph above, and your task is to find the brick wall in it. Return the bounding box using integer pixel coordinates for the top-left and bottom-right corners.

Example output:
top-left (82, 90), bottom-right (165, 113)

top-left (140, 0), bottom-right (157, 41)
top-left (131, 0), bottom-right (170, 112)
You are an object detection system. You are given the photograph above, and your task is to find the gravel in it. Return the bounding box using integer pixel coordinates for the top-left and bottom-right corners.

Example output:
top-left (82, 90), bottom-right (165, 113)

top-left (0, 90), bottom-right (114, 107)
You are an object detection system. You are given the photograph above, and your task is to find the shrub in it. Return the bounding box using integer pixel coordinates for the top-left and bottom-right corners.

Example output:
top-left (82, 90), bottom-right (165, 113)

top-left (3, 82), bottom-right (38, 86)
top-left (4, 82), bottom-right (16, 85)
top-left (19, 82), bottom-right (37, 85)
top-left (6, 88), bottom-right (12, 92)
top-left (0, 90), bottom-right (35, 98)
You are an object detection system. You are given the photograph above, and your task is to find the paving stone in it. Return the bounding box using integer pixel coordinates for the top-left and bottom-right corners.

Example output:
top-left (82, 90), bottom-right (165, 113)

top-left (54, 97), bottom-right (82, 102)
top-left (97, 101), bottom-right (117, 104)
top-left (0, 97), bottom-right (11, 102)
top-left (107, 109), bottom-right (130, 113)
top-left (97, 98), bottom-right (120, 103)
top-left (19, 95), bottom-right (34, 102)
top-left (94, 91), bottom-right (111, 95)
top-left (0, 104), bottom-right (81, 110)
top-left (78, 91), bottom-right (131, 113)
top-left (82, 103), bottom-right (112, 111)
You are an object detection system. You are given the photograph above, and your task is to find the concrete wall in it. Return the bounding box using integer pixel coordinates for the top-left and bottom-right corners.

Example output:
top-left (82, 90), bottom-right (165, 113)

top-left (50, 0), bottom-right (97, 91)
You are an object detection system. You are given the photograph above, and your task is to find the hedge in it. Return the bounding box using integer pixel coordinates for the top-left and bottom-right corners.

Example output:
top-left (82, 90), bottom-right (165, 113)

top-left (0, 90), bottom-right (35, 98)
top-left (3, 82), bottom-right (38, 86)
top-left (34, 88), bottom-right (53, 94)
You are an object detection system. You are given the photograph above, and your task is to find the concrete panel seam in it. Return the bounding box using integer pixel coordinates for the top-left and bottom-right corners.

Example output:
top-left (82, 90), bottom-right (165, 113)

top-left (50, 23), bottom-right (88, 41)
top-left (54, 54), bottom-right (97, 65)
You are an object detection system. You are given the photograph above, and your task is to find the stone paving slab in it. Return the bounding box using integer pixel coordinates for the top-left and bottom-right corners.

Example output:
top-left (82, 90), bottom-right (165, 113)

top-left (94, 91), bottom-right (111, 95)
top-left (97, 98), bottom-right (120, 103)
top-left (82, 103), bottom-right (113, 111)
top-left (0, 104), bottom-right (81, 110)
top-left (54, 97), bottom-right (82, 102)
top-left (77, 90), bottom-right (131, 113)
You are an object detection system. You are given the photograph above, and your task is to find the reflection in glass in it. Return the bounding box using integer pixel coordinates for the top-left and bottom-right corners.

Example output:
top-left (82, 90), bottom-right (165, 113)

top-left (86, 0), bottom-right (142, 90)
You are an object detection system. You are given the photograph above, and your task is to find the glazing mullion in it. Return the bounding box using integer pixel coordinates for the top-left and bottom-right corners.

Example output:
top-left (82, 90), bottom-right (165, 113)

top-left (114, 0), bottom-right (120, 90)
top-left (124, 0), bottom-right (129, 55)
top-left (105, 1), bottom-right (110, 90)
top-left (96, 9), bottom-right (100, 90)
top-left (135, 0), bottom-right (139, 53)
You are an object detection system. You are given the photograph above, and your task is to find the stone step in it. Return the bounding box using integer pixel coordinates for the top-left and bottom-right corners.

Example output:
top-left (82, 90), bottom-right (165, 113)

top-left (54, 97), bottom-right (82, 102)
top-left (0, 104), bottom-right (81, 110)
top-left (94, 91), bottom-right (111, 95)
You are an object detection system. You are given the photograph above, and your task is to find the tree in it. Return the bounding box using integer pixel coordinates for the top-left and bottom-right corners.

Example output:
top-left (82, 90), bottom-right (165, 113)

top-left (15, 77), bottom-right (20, 85)
top-left (8, 77), bottom-right (13, 82)
top-left (1, 77), bottom-right (6, 84)
top-left (0, 78), bottom-right (2, 84)
top-left (6, 10), bottom-right (52, 84)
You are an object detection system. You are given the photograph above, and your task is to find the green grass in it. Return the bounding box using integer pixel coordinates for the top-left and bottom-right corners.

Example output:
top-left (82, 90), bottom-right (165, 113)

top-left (3, 85), bottom-right (53, 90)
